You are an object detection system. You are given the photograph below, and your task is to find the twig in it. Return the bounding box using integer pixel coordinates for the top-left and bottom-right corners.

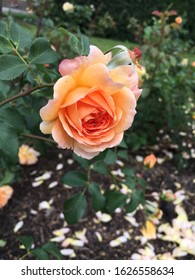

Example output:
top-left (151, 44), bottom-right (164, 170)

top-left (22, 133), bottom-right (56, 144)
top-left (0, 83), bottom-right (54, 108)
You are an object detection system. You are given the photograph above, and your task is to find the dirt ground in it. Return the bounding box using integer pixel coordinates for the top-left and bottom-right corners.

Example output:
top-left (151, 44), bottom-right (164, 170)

top-left (0, 138), bottom-right (195, 260)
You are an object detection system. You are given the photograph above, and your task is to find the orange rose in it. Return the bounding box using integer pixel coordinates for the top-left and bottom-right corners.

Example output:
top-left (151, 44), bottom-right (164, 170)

top-left (40, 46), bottom-right (141, 159)
top-left (0, 185), bottom-right (13, 208)
top-left (175, 16), bottom-right (182, 25)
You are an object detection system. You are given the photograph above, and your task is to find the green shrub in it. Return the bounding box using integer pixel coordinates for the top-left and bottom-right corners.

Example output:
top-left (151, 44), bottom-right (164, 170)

top-left (127, 10), bottom-right (195, 150)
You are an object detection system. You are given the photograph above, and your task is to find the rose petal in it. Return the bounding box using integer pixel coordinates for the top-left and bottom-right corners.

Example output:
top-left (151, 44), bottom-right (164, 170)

top-left (52, 119), bottom-right (73, 149)
top-left (79, 63), bottom-right (124, 94)
top-left (112, 88), bottom-right (136, 133)
top-left (13, 221), bottom-right (24, 233)
top-left (40, 76), bottom-right (76, 122)
top-left (59, 56), bottom-right (86, 77)
top-left (88, 45), bottom-right (109, 65)
top-left (40, 120), bottom-right (56, 134)
top-left (60, 249), bottom-right (75, 256)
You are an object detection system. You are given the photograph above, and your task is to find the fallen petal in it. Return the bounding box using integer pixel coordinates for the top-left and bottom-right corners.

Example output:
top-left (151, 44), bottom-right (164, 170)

top-left (14, 221), bottom-right (24, 233)
top-left (60, 249), bottom-right (75, 256)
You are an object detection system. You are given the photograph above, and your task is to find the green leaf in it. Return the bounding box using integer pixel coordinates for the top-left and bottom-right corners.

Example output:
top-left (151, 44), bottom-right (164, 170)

top-left (0, 171), bottom-right (15, 186)
top-left (125, 177), bottom-right (136, 190)
top-left (59, 28), bottom-right (90, 55)
top-left (9, 21), bottom-right (32, 50)
top-left (78, 33), bottom-right (90, 55)
top-left (141, 86), bottom-right (150, 98)
top-left (59, 28), bottom-right (80, 54)
top-left (104, 150), bottom-right (117, 165)
top-left (0, 239), bottom-right (6, 248)
top-left (117, 149), bottom-right (128, 159)
top-left (73, 153), bottom-right (91, 169)
top-left (137, 178), bottom-right (146, 189)
top-left (0, 108), bottom-right (26, 132)
top-left (0, 80), bottom-right (10, 101)
top-left (0, 21), bottom-right (7, 36)
top-left (9, 21), bottom-right (20, 49)
top-left (64, 193), bottom-right (87, 224)
top-left (42, 243), bottom-right (63, 260)
top-left (121, 167), bottom-right (135, 177)
top-left (92, 160), bottom-right (109, 175)
top-left (62, 170), bottom-right (87, 187)
top-left (29, 38), bottom-right (58, 64)
top-left (119, 139), bottom-right (128, 148)
top-left (126, 190), bottom-right (143, 213)
top-left (0, 35), bottom-right (13, 54)
top-left (0, 123), bottom-right (19, 159)
top-left (0, 54), bottom-right (28, 80)
top-left (17, 236), bottom-right (34, 251)
top-left (88, 183), bottom-right (105, 211)
top-left (105, 190), bottom-right (127, 212)
top-left (32, 248), bottom-right (50, 260)
top-left (170, 56), bottom-right (177, 67)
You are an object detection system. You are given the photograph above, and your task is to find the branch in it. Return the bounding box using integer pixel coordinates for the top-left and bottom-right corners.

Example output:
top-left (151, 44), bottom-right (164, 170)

top-left (22, 133), bottom-right (56, 144)
top-left (0, 83), bottom-right (54, 108)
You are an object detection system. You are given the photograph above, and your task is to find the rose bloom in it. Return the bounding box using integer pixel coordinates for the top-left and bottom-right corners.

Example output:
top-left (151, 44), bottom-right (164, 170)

top-left (62, 2), bottom-right (74, 12)
top-left (18, 144), bottom-right (40, 165)
top-left (0, 185), bottom-right (13, 209)
top-left (40, 46), bottom-right (142, 159)
top-left (175, 16), bottom-right (182, 25)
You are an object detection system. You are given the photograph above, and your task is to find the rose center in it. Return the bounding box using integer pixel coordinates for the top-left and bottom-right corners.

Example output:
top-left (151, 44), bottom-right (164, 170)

top-left (82, 109), bottom-right (110, 131)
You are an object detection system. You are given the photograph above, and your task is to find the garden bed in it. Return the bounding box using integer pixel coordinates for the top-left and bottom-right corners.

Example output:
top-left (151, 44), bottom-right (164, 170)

top-left (0, 137), bottom-right (194, 260)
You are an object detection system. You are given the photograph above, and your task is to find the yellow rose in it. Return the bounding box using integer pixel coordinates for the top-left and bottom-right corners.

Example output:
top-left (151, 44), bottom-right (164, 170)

top-left (18, 144), bottom-right (40, 165)
top-left (62, 2), bottom-right (74, 12)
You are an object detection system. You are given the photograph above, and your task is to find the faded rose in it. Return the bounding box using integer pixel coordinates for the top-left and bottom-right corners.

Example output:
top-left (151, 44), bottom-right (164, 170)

top-left (18, 144), bottom-right (40, 165)
top-left (40, 46), bottom-right (142, 159)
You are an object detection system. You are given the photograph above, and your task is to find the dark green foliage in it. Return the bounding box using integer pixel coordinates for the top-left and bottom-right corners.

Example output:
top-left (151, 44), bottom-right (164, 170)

top-left (126, 13), bottom-right (195, 150)
top-left (65, 0), bottom-right (195, 42)
top-left (88, 183), bottom-right (105, 211)
top-left (64, 193), bottom-right (87, 224)
top-left (62, 171), bottom-right (88, 187)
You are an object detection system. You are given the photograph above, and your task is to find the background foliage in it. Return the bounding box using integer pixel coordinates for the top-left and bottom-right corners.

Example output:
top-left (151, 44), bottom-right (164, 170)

top-left (48, 0), bottom-right (195, 42)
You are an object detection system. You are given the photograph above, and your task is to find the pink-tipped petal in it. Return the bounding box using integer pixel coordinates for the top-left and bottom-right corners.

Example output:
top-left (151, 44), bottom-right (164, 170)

top-left (59, 56), bottom-right (87, 76)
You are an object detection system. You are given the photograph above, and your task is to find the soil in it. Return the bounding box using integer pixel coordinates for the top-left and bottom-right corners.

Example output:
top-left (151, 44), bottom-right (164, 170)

top-left (0, 141), bottom-right (195, 260)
